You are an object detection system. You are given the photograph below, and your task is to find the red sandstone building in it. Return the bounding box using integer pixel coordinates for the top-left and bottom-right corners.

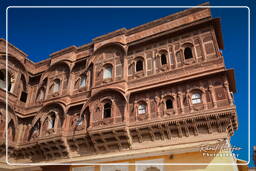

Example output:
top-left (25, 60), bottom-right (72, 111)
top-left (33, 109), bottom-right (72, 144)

top-left (0, 3), bottom-right (245, 171)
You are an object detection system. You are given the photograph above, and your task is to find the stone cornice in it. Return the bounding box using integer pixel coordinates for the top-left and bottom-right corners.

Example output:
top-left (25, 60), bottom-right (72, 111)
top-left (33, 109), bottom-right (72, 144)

top-left (0, 38), bottom-right (28, 58)
top-left (93, 28), bottom-right (127, 43)
top-left (50, 45), bottom-right (77, 58)
top-left (126, 3), bottom-right (210, 36)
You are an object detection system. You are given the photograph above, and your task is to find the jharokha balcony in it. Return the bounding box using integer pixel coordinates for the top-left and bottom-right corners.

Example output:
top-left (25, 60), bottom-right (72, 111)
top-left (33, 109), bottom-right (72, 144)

top-left (0, 3), bottom-right (238, 164)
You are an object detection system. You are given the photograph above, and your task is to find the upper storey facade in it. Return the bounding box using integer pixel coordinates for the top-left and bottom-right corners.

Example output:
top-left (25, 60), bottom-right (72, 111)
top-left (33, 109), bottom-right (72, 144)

top-left (1, 6), bottom-right (227, 114)
top-left (0, 3), bottom-right (238, 163)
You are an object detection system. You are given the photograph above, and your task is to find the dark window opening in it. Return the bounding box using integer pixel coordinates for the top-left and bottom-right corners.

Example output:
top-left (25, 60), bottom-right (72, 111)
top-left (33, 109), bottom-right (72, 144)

top-left (166, 99), bottom-right (173, 109)
top-left (0, 71), bottom-right (4, 81)
top-left (136, 60), bottom-right (143, 72)
top-left (20, 91), bottom-right (27, 102)
top-left (8, 83), bottom-right (12, 91)
top-left (161, 54), bottom-right (167, 65)
top-left (184, 47), bottom-right (193, 59)
top-left (103, 102), bottom-right (112, 118)
top-left (85, 110), bottom-right (90, 128)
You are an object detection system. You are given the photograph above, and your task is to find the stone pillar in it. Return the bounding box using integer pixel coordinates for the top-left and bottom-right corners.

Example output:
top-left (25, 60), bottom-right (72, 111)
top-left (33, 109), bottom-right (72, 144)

top-left (186, 90), bottom-right (193, 112)
top-left (178, 91), bottom-right (184, 114)
top-left (45, 78), bottom-right (51, 99)
top-left (202, 91), bottom-right (208, 110)
top-left (134, 100), bottom-right (138, 122)
top-left (123, 51), bottom-right (128, 81)
top-left (209, 84), bottom-right (217, 108)
top-left (224, 81), bottom-right (234, 106)
top-left (68, 73), bottom-right (75, 95)
top-left (11, 72), bottom-right (20, 95)
top-left (173, 94), bottom-right (178, 115)
top-left (169, 45), bottom-right (177, 69)
top-left (153, 50), bottom-right (157, 74)
top-left (124, 100), bottom-right (129, 123)
top-left (146, 97), bottom-right (150, 118)
top-left (199, 36), bottom-right (206, 61)
top-left (54, 114), bottom-right (59, 133)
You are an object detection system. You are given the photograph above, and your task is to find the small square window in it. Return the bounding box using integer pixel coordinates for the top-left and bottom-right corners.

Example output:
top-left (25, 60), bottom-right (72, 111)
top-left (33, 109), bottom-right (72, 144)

top-left (138, 104), bottom-right (146, 114)
top-left (191, 93), bottom-right (201, 104)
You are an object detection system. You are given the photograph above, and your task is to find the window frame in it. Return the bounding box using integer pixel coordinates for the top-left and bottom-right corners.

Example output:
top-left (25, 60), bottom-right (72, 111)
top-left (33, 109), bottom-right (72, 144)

top-left (138, 103), bottom-right (147, 115)
top-left (191, 93), bottom-right (202, 104)
top-left (160, 53), bottom-right (168, 65)
top-left (165, 98), bottom-right (173, 110)
top-left (52, 79), bottom-right (61, 93)
top-left (103, 65), bottom-right (113, 80)
top-left (47, 112), bottom-right (56, 129)
top-left (184, 47), bottom-right (193, 60)
top-left (79, 74), bottom-right (86, 88)
top-left (135, 59), bottom-right (144, 72)
top-left (103, 101), bottom-right (112, 119)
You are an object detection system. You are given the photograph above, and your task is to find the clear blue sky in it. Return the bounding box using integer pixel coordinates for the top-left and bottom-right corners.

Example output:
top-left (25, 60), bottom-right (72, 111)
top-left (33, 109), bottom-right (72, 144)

top-left (1, 0), bottom-right (255, 167)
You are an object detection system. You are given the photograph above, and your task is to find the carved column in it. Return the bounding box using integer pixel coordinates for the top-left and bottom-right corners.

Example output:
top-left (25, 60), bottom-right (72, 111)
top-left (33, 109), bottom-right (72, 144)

top-left (153, 50), bottom-right (157, 74)
top-left (124, 98), bottom-right (129, 123)
top-left (169, 45), bottom-right (176, 69)
top-left (90, 105), bottom-right (95, 127)
top-left (224, 81), bottom-right (234, 106)
top-left (186, 90), bottom-right (193, 112)
top-left (177, 122), bottom-right (182, 138)
top-left (123, 47), bottom-right (128, 81)
top-left (68, 73), bottom-right (75, 95)
top-left (12, 72), bottom-right (20, 95)
top-left (209, 84), bottom-right (217, 108)
top-left (178, 91), bottom-right (184, 114)
top-left (39, 118), bottom-right (44, 138)
top-left (199, 36), bottom-right (206, 61)
top-left (134, 100), bottom-right (138, 122)
top-left (146, 97), bottom-right (150, 119)
top-left (202, 91), bottom-right (208, 110)
top-left (173, 94), bottom-right (178, 115)
top-left (16, 124), bottom-right (24, 144)
top-left (45, 78), bottom-right (51, 99)
top-left (54, 114), bottom-right (59, 133)
top-left (154, 96), bottom-right (160, 118)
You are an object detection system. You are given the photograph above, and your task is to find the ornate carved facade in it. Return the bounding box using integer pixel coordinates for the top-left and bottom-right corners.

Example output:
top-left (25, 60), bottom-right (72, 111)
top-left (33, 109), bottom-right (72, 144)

top-left (0, 3), bottom-right (238, 170)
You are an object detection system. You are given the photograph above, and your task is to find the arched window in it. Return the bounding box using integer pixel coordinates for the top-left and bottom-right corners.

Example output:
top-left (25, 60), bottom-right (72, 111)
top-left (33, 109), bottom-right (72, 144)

top-left (161, 54), bottom-right (167, 65)
top-left (103, 102), bottom-right (112, 118)
top-left (80, 74), bottom-right (86, 88)
top-left (191, 93), bottom-right (201, 104)
top-left (0, 70), bottom-right (12, 91)
top-left (0, 70), bottom-right (6, 90)
top-left (138, 103), bottom-right (146, 114)
top-left (136, 60), bottom-right (143, 72)
top-left (184, 47), bottom-right (193, 59)
top-left (166, 99), bottom-right (173, 109)
top-left (48, 112), bottom-right (56, 129)
top-left (103, 65), bottom-right (112, 79)
top-left (52, 79), bottom-right (60, 93)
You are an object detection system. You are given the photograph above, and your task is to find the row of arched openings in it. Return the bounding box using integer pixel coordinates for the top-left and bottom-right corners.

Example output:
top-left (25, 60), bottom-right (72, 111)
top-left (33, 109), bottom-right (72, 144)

top-left (134, 46), bottom-right (193, 73)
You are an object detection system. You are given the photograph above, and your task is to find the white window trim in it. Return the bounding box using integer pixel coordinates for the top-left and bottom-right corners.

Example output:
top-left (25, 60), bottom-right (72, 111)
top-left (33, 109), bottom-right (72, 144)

top-left (80, 75), bottom-right (86, 88)
top-left (103, 67), bottom-right (112, 79)
top-left (138, 104), bottom-right (146, 114)
top-left (191, 93), bottom-right (201, 104)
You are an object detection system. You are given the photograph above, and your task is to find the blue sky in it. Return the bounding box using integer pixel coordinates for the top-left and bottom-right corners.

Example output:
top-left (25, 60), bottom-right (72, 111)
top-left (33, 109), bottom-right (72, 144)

top-left (1, 0), bottom-right (255, 167)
